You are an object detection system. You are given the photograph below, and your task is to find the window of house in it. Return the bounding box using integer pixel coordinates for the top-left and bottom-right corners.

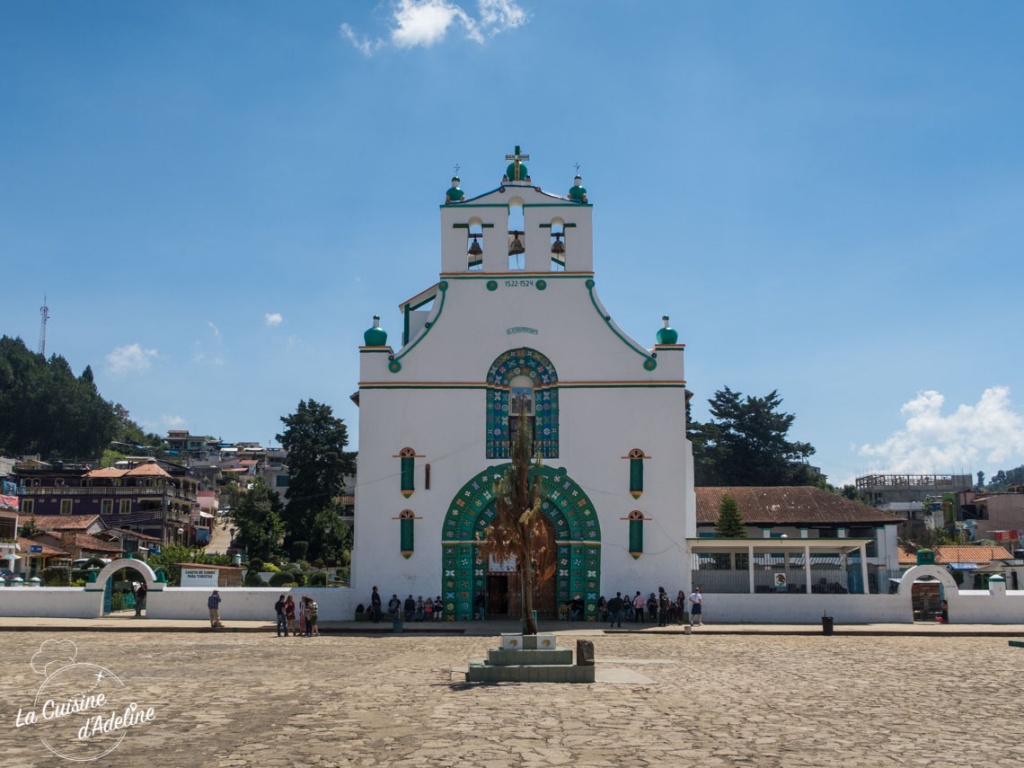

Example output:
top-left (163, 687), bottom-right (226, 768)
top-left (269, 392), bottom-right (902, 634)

top-left (275, 475), bottom-right (290, 488)
top-left (101, 499), bottom-right (113, 515)
top-left (59, 499), bottom-right (72, 515)
top-left (21, 499), bottom-right (34, 515)
top-left (119, 499), bottom-right (131, 515)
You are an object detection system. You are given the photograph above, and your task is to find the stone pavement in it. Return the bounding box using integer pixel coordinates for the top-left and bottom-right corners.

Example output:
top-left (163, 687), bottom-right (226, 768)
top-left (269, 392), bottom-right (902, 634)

top-left (2, 623), bottom-right (1023, 768)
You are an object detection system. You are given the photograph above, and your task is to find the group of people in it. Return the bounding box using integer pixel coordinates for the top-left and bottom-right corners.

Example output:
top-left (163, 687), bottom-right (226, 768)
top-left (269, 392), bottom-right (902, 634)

top-left (599, 587), bottom-right (704, 627)
top-left (273, 593), bottom-right (319, 637)
top-left (367, 586), bottom-right (444, 622)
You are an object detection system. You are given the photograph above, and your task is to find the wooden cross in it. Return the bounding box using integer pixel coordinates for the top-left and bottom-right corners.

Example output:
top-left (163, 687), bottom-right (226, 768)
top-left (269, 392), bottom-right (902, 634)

top-left (505, 145), bottom-right (530, 164)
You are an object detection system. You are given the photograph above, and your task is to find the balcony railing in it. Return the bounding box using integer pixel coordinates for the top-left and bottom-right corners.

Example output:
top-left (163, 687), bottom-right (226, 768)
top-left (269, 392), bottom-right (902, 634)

top-left (20, 486), bottom-right (197, 501)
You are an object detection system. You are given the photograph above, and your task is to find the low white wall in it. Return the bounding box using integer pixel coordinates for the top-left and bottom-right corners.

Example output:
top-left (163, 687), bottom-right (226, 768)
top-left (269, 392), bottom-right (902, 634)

top-left (2, 586), bottom-right (1023, 625)
top-left (949, 590), bottom-right (1024, 625)
top-left (145, 587), bottom-right (356, 622)
top-left (703, 593), bottom-right (912, 624)
top-left (0, 587), bottom-right (104, 618)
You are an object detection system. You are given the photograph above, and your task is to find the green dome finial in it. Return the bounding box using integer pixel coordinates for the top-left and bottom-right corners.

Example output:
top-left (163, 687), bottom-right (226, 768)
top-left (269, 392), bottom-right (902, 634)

top-left (502, 145), bottom-right (531, 183)
top-left (656, 315), bottom-right (679, 345)
top-left (364, 315), bottom-right (388, 347)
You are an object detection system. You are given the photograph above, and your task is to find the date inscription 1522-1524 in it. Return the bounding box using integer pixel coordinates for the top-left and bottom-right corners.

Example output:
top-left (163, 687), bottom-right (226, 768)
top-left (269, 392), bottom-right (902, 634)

top-left (504, 279), bottom-right (534, 288)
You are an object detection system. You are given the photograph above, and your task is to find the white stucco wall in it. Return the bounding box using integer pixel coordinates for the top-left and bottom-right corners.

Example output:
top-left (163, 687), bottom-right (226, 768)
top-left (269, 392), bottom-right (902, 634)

top-left (0, 587), bottom-right (105, 618)
top-left (354, 272), bottom-right (694, 607)
top-left (145, 587), bottom-right (354, 622)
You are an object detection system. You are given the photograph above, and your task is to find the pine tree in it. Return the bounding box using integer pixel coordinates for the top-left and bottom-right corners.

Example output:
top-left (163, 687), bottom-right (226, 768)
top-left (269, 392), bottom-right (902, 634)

top-left (715, 493), bottom-right (746, 538)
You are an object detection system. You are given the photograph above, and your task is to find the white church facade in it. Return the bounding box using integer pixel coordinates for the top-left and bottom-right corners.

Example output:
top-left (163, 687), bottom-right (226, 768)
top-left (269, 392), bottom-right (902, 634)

top-left (352, 148), bottom-right (695, 621)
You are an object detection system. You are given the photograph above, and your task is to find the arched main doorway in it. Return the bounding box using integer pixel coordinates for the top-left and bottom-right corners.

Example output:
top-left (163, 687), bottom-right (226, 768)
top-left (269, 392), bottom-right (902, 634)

top-left (441, 465), bottom-right (601, 621)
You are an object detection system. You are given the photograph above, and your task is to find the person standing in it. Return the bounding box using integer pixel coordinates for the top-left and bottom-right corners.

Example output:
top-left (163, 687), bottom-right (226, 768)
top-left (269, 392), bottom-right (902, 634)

top-left (658, 587), bottom-right (670, 627)
top-left (475, 590), bottom-right (487, 621)
top-left (285, 594), bottom-right (297, 636)
top-left (633, 591), bottom-right (645, 623)
top-left (274, 594), bottom-right (289, 637)
top-left (208, 589), bottom-right (223, 628)
top-left (370, 586), bottom-right (383, 623)
top-left (607, 592), bottom-right (623, 628)
top-left (306, 597), bottom-right (319, 637)
top-left (134, 581), bottom-right (147, 617)
top-left (689, 586), bottom-right (704, 626)
top-left (298, 596), bottom-right (308, 636)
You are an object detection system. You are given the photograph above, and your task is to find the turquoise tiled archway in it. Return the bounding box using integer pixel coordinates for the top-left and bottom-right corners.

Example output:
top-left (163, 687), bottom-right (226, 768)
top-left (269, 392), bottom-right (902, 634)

top-left (441, 464), bottom-right (601, 621)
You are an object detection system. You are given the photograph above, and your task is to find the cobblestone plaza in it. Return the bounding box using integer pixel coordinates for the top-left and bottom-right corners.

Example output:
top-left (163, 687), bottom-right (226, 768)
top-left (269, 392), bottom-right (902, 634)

top-left (2, 629), bottom-right (1021, 768)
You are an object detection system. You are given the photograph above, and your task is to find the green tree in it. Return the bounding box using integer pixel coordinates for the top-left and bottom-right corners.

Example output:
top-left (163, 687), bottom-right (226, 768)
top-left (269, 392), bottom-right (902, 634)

top-left (230, 476), bottom-right (285, 562)
top-left (148, 544), bottom-right (229, 586)
top-left (476, 421), bottom-right (556, 635)
top-left (276, 399), bottom-right (355, 559)
top-left (0, 336), bottom-right (118, 459)
top-left (689, 387), bottom-right (816, 487)
top-left (714, 493), bottom-right (746, 538)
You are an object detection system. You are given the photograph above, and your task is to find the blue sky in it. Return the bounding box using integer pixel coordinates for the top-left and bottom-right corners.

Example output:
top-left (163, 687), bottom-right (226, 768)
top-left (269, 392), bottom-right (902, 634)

top-left (2, 1), bottom-right (1023, 486)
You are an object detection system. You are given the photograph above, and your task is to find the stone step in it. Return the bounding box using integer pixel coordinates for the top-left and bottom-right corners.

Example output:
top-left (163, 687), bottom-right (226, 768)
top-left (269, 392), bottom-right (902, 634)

top-left (486, 647), bottom-right (573, 666)
top-left (466, 661), bottom-right (595, 683)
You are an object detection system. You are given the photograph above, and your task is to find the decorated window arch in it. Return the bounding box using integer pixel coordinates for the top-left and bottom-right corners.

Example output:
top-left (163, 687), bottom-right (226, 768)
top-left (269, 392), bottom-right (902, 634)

top-left (485, 348), bottom-right (559, 459)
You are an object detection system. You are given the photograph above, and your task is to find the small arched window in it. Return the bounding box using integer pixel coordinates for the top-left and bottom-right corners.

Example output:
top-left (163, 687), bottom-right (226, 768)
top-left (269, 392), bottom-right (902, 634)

top-left (467, 222), bottom-right (484, 270)
top-left (507, 201), bottom-right (525, 270)
top-left (550, 220), bottom-right (566, 271)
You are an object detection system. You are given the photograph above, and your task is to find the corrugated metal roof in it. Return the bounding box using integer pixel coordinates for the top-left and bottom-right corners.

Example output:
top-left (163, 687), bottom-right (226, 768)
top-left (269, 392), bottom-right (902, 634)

top-left (696, 487), bottom-right (905, 526)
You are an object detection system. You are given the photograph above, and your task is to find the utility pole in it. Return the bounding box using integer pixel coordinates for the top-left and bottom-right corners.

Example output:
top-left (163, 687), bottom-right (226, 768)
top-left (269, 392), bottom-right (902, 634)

top-left (38, 296), bottom-right (49, 356)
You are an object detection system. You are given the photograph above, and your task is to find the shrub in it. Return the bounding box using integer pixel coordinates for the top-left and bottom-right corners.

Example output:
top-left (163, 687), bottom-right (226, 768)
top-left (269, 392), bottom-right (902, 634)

top-left (268, 572), bottom-right (297, 587)
top-left (42, 568), bottom-right (70, 586)
top-left (312, 558), bottom-right (325, 570)
top-left (290, 541), bottom-right (309, 562)
top-left (247, 557), bottom-right (265, 572)
top-left (291, 571), bottom-right (307, 587)
top-left (244, 569), bottom-right (265, 587)
top-left (309, 571), bottom-right (327, 586)
top-left (262, 563), bottom-right (281, 574)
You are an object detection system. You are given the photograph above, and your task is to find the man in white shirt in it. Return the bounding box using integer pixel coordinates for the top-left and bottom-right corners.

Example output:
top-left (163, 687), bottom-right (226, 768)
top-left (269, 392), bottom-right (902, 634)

top-left (689, 587), bottom-right (704, 627)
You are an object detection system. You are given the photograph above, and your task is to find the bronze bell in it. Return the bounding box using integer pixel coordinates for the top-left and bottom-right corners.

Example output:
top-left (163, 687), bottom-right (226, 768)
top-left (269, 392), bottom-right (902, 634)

top-left (551, 234), bottom-right (565, 255)
top-left (468, 237), bottom-right (483, 256)
top-left (508, 231), bottom-right (525, 255)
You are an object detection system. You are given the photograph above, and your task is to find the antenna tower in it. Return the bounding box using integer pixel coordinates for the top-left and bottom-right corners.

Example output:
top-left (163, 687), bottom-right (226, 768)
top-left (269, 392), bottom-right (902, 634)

top-left (38, 296), bottom-right (49, 357)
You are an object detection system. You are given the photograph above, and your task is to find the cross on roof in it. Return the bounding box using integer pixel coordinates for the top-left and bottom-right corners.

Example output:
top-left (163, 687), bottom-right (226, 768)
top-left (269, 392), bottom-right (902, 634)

top-left (505, 145), bottom-right (529, 164)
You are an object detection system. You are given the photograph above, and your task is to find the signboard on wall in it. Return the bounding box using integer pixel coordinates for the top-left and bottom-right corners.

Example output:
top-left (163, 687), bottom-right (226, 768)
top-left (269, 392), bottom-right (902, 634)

top-left (180, 568), bottom-right (219, 587)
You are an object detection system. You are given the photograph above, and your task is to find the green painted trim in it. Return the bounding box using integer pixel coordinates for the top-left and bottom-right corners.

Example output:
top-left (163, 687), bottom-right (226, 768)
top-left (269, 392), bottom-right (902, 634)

top-left (442, 272), bottom-right (592, 281)
top-left (359, 382), bottom-right (686, 391)
top-left (403, 306), bottom-right (410, 346)
top-left (523, 203), bottom-right (591, 208)
top-left (359, 348), bottom-right (393, 354)
top-left (441, 203), bottom-right (510, 208)
top-left (585, 279), bottom-right (657, 370)
top-left (390, 281), bottom-right (448, 373)
top-left (535, 280), bottom-right (547, 291)
top-left (486, 280), bottom-right (498, 291)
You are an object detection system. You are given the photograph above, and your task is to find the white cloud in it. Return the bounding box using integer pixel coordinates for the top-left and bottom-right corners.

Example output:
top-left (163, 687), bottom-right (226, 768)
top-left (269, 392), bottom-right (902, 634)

top-left (207, 321), bottom-right (221, 340)
top-left (341, 0), bottom-right (527, 56)
top-left (340, 22), bottom-right (384, 56)
top-left (163, 415), bottom-right (186, 428)
top-left (264, 312), bottom-right (283, 327)
top-left (858, 387), bottom-right (1024, 474)
top-left (106, 343), bottom-right (158, 376)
